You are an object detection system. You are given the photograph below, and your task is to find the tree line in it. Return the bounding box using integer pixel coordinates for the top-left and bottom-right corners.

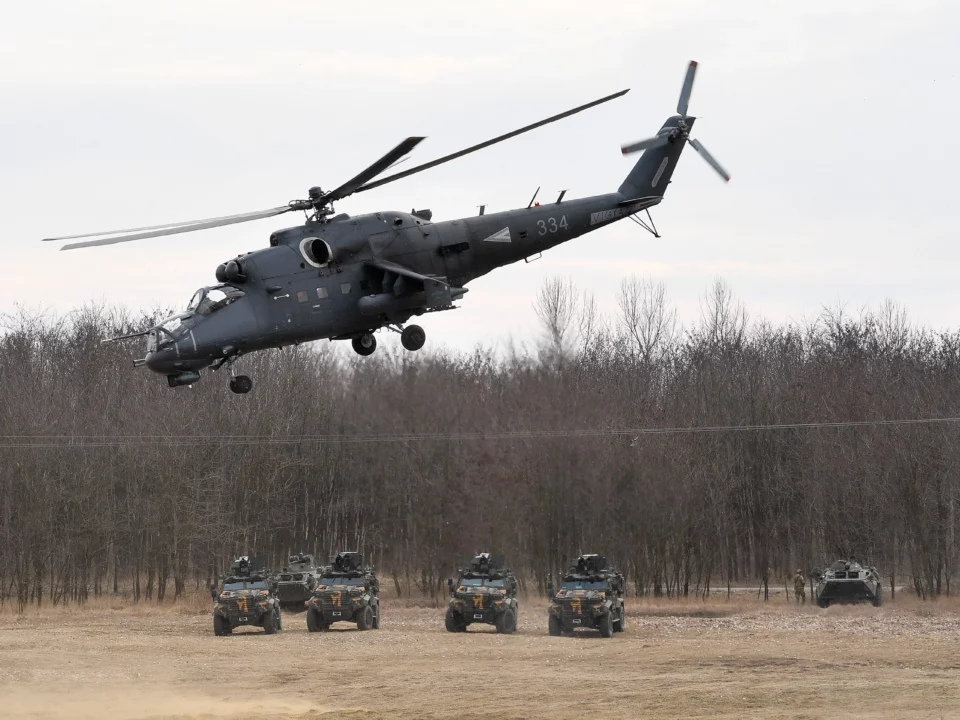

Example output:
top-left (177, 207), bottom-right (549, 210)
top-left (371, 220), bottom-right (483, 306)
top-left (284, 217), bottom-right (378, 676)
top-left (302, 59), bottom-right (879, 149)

top-left (1, 278), bottom-right (959, 611)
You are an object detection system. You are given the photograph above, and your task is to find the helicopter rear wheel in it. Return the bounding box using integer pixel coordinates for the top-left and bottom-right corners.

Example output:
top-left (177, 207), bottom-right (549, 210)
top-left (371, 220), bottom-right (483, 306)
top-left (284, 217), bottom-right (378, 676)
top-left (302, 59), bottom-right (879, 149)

top-left (229, 375), bottom-right (253, 394)
top-left (400, 324), bottom-right (426, 352)
top-left (352, 333), bottom-right (377, 356)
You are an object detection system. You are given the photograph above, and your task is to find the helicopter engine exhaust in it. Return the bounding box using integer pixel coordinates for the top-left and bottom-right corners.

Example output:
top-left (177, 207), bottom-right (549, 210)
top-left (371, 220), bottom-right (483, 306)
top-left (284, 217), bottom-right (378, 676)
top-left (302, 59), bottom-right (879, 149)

top-left (166, 371), bottom-right (201, 388)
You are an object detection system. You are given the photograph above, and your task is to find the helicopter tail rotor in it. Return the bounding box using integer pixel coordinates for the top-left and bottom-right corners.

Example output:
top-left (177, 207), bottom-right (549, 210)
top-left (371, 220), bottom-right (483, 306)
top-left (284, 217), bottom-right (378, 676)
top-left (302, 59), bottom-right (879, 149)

top-left (620, 60), bottom-right (730, 183)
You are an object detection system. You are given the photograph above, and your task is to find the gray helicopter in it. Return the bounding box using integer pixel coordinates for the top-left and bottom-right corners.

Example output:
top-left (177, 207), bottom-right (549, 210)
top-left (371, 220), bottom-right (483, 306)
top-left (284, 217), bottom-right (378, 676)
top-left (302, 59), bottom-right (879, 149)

top-left (44, 61), bottom-right (727, 394)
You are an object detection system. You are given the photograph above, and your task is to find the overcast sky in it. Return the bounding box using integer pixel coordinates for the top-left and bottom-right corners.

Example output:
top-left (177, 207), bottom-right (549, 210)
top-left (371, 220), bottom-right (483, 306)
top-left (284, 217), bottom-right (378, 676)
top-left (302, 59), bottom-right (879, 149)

top-left (3, 0), bottom-right (958, 352)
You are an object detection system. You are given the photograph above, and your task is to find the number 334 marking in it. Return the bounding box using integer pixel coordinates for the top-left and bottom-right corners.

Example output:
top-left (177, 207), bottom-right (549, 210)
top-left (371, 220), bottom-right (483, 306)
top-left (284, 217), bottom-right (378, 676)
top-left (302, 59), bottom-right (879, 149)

top-left (537, 216), bottom-right (568, 235)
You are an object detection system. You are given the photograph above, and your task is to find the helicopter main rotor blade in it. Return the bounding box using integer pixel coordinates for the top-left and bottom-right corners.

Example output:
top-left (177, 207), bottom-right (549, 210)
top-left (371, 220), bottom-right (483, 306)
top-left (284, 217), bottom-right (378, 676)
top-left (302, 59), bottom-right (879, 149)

top-left (688, 138), bottom-right (730, 182)
top-left (321, 136), bottom-right (426, 205)
top-left (677, 60), bottom-right (697, 117)
top-left (55, 205), bottom-right (294, 251)
top-left (350, 89), bottom-right (630, 197)
top-left (620, 135), bottom-right (670, 155)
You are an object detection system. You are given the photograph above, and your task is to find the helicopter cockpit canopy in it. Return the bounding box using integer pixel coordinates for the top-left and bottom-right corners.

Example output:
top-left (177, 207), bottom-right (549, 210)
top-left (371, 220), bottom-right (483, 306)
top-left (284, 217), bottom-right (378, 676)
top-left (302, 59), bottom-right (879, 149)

top-left (146, 285), bottom-right (245, 353)
top-left (186, 284), bottom-right (245, 316)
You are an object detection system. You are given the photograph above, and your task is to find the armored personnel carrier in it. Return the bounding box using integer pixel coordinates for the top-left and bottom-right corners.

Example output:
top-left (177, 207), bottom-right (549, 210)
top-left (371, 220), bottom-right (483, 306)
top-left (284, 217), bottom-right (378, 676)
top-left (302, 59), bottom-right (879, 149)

top-left (547, 554), bottom-right (625, 638)
top-left (306, 552), bottom-right (381, 631)
top-left (445, 553), bottom-right (518, 634)
top-left (814, 559), bottom-right (882, 607)
top-left (273, 553), bottom-right (322, 611)
top-left (211, 556), bottom-right (282, 636)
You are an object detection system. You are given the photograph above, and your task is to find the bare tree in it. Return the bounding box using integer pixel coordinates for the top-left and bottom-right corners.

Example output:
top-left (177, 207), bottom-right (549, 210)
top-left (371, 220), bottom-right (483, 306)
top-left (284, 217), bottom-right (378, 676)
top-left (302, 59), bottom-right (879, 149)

top-left (616, 276), bottom-right (677, 363)
top-left (534, 277), bottom-right (579, 366)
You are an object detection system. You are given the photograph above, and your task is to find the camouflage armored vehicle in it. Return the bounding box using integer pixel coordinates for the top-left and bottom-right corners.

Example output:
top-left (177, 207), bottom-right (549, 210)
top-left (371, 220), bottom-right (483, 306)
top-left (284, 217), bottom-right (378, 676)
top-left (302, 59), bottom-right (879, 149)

top-left (547, 554), bottom-right (626, 638)
top-left (306, 552), bottom-right (381, 631)
top-left (211, 556), bottom-right (282, 636)
top-left (813, 559), bottom-right (882, 607)
top-left (273, 553), bottom-right (323, 611)
top-left (445, 553), bottom-right (518, 634)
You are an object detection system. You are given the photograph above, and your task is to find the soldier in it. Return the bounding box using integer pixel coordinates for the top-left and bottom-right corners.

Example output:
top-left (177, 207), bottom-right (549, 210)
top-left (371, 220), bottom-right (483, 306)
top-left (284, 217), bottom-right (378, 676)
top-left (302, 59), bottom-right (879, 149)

top-left (793, 569), bottom-right (806, 604)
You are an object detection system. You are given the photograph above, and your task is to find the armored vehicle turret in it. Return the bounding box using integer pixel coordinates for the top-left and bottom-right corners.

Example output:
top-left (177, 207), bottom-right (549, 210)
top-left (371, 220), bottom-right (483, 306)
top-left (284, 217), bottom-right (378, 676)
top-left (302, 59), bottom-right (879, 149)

top-left (813, 559), bottom-right (883, 607)
top-left (211, 556), bottom-right (282, 636)
top-left (306, 552), bottom-right (381, 631)
top-left (547, 554), bottom-right (626, 638)
top-left (273, 553), bottom-right (322, 611)
top-left (445, 553), bottom-right (518, 634)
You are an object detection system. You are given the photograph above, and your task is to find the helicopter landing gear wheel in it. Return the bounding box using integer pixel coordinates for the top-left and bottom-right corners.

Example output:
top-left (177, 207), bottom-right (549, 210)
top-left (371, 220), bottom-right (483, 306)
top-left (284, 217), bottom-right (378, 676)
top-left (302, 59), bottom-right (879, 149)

top-left (352, 333), bottom-right (377, 356)
top-left (400, 324), bottom-right (426, 352)
top-left (229, 375), bottom-right (253, 394)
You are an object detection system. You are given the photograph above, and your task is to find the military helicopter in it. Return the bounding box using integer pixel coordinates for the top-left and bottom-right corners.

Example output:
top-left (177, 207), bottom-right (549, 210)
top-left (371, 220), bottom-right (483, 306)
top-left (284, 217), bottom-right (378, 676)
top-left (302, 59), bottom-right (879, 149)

top-left (44, 61), bottom-right (728, 394)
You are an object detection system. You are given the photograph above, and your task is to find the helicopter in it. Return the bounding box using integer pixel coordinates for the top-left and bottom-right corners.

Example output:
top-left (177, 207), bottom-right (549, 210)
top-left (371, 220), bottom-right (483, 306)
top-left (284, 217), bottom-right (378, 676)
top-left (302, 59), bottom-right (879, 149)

top-left (44, 61), bottom-right (728, 394)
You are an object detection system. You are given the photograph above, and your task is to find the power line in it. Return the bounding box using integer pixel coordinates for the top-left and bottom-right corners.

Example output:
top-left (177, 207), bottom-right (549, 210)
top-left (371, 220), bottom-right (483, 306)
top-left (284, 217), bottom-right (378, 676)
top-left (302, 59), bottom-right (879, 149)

top-left (1, 416), bottom-right (959, 448)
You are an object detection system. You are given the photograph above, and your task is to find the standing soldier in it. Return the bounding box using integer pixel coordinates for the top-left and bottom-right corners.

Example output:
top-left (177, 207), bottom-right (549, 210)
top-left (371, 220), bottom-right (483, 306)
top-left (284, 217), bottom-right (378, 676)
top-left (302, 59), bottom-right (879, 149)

top-left (793, 569), bottom-right (806, 604)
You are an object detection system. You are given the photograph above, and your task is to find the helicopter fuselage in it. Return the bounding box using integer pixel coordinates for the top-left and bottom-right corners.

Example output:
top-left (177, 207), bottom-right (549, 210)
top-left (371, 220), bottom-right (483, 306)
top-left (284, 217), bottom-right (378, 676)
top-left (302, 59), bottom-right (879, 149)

top-left (143, 191), bottom-right (656, 378)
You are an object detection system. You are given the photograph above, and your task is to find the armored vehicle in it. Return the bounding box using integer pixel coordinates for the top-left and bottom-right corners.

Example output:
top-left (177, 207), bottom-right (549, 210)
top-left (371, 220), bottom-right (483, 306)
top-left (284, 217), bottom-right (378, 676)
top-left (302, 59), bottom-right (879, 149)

top-left (445, 553), bottom-right (518, 634)
top-left (306, 552), bottom-right (381, 631)
top-left (814, 559), bottom-right (882, 607)
top-left (211, 556), bottom-right (282, 636)
top-left (273, 553), bottom-right (322, 611)
top-left (547, 554), bottom-right (626, 638)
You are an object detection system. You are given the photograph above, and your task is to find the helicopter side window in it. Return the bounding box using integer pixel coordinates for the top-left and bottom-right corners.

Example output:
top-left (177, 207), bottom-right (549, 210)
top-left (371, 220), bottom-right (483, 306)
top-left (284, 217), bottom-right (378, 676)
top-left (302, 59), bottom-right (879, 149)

top-left (316, 287), bottom-right (328, 299)
top-left (297, 291), bottom-right (309, 303)
top-left (340, 283), bottom-right (351, 295)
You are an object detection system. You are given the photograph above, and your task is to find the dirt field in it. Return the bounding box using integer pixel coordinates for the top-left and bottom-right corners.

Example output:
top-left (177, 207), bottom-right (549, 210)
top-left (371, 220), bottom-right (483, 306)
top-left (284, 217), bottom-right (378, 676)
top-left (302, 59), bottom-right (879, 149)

top-left (2, 595), bottom-right (960, 719)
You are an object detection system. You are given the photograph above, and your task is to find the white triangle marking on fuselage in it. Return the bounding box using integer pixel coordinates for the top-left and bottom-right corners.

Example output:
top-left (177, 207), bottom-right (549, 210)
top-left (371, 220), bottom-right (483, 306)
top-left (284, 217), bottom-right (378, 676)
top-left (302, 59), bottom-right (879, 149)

top-left (482, 227), bottom-right (512, 243)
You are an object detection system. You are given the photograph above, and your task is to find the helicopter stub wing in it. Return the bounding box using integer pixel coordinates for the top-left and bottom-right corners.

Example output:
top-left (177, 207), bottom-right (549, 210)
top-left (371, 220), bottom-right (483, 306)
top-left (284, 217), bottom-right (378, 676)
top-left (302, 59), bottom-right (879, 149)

top-left (366, 258), bottom-right (450, 288)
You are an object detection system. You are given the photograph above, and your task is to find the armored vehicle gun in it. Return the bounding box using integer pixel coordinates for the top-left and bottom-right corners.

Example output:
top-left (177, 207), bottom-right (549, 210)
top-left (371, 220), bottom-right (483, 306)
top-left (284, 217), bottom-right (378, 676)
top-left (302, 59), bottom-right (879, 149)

top-left (211, 556), bottom-right (282, 636)
top-left (306, 552), bottom-right (381, 631)
top-left (445, 553), bottom-right (518, 634)
top-left (273, 553), bottom-right (322, 611)
top-left (813, 559), bottom-right (882, 607)
top-left (547, 554), bottom-right (625, 638)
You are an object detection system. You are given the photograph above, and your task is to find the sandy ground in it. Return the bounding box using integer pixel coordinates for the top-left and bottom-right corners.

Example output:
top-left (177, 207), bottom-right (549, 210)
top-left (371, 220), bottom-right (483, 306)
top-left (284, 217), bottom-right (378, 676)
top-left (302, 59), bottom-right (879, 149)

top-left (2, 595), bottom-right (960, 719)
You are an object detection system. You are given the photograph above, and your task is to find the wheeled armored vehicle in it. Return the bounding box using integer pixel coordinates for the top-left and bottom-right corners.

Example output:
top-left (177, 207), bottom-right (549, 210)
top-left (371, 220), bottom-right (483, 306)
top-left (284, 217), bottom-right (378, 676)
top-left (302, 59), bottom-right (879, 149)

top-left (273, 553), bottom-right (323, 611)
top-left (211, 556), bottom-right (282, 635)
top-left (547, 554), bottom-right (626, 637)
top-left (306, 552), bottom-right (381, 631)
top-left (445, 553), bottom-right (518, 634)
top-left (814, 559), bottom-right (882, 607)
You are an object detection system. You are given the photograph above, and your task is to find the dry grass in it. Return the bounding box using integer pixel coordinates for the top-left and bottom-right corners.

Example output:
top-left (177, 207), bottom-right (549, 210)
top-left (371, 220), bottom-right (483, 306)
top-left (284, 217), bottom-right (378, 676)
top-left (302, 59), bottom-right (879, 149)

top-left (2, 596), bottom-right (960, 719)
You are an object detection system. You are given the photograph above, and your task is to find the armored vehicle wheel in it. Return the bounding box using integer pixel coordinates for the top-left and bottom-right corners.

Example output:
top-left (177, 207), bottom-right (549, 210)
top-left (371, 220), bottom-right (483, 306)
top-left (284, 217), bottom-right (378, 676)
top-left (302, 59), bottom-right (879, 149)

top-left (817, 597), bottom-right (830, 608)
top-left (213, 614), bottom-right (231, 636)
top-left (548, 613), bottom-right (562, 636)
top-left (372, 605), bottom-right (381, 629)
top-left (352, 333), bottom-right (377, 356)
top-left (400, 324), bottom-right (426, 351)
top-left (445, 608), bottom-right (465, 632)
top-left (306, 608), bottom-right (322, 632)
top-left (613, 608), bottom-right (626, 633)
top-left (873, 585), bottom-right (883, 607)
top-left (357, 605), bottom-right (375, 630)
top-left (599, 612), bottom-right (614, 638)
top-left (263, 609), bottom-right (277, 635)
top-left (276, 609), bottom-right (282, 631)
top-left (495, 608), bottom-right (517, 634)
top-left (229, 375), bottom-right (253, 394)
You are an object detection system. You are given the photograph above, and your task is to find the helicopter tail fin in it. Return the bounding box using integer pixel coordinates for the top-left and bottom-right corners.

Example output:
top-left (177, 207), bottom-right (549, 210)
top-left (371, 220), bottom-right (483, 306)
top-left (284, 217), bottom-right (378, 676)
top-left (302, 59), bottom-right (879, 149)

top-left (617, 115), bottom-right (691, 201)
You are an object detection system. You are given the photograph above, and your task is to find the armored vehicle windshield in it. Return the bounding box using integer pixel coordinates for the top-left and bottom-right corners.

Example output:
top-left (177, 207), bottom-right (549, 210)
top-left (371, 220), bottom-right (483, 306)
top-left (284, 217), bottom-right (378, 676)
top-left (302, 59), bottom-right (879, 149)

top-left (459, 577), bottom-right (507, 588)
top-left (223, 579), bottom-right (269, 591)
top-left (318, 576), bottom-right (366, 586)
